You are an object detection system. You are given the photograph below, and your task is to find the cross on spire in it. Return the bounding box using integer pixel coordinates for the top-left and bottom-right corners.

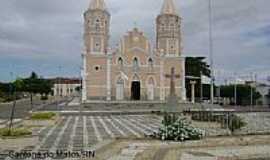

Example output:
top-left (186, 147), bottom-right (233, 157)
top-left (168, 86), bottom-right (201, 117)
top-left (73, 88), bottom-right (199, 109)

top-left (161, 0), bottom-right (177, 15)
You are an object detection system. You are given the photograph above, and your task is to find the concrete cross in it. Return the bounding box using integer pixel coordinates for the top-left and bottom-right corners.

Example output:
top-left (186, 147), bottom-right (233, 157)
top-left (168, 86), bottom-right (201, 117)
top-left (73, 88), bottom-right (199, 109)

top-left (165, 67), bottom-right (180, 97)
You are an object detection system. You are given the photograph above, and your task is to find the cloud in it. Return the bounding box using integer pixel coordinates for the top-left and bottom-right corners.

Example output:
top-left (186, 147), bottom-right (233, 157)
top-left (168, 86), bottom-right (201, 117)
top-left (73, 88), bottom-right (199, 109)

top-left (0, 0), bottom-right (269, 83)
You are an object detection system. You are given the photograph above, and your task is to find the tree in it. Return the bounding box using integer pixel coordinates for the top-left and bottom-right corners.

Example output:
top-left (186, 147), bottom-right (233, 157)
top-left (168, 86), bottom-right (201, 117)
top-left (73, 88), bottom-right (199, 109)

top-left (0, 82), bottom-right (14, 102)
top-left (23, 72), bottom-right (40, 108)
top-left (19, 72), bottom-right (53, 109)
top-left (0, 89), bottom-right (4, 102)
top-left (38, 79), bottom-right (53, 96)
top-left (186, 57), bottom-right (211, 78)
top-left (75, 86), bottom-right (82, 92)
top-left (13, 78), bottom-right (24, 92)
top-left (220, 84), bottom-right (261, 105)
top-left (0, 82), bottom-right (11, 93)
top-left (185, 57), bottom-right (211, 101)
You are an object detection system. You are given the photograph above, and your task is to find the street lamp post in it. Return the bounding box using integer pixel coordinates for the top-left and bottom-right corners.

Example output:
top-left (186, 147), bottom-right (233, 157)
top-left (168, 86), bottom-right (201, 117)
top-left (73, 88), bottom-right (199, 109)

top-left (234, 73), bottom-right (237, 106)
top-left (250, 73), bottom-right (254, 107)
top-left (208, 0), bottom-right (215, 104)
top-left (234, 83), bottom-right (237, 106)
top-left (57, 66), bottom-right (62, 111)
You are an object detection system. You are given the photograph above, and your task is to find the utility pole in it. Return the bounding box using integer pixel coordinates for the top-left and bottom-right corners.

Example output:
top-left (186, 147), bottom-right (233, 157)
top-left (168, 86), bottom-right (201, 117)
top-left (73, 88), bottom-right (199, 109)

top-left (57, 66), bottom-right (62, 111)
top-left (255, 74), bottom-right (257, 106)
top-left (234, 73), bottom-right (237, 106)
top-left (217, 86), bottom-right (221, 104)
top-left (250, 72), bottom-right (254, 107)
top-left (8, 72), bottom-right (16, 135)
top-left (208, 0), bottom-right (215, 104)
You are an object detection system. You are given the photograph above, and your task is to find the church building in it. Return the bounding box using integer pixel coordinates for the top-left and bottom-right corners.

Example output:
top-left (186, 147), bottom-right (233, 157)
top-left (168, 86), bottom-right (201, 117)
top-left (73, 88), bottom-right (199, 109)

top-left (82, 0), bottom-right (186, 102)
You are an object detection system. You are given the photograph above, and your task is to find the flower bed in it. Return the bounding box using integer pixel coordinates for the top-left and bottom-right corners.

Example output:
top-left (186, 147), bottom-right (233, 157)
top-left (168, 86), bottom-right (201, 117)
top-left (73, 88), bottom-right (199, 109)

top-left (154, 114), bottom-right (205, 141)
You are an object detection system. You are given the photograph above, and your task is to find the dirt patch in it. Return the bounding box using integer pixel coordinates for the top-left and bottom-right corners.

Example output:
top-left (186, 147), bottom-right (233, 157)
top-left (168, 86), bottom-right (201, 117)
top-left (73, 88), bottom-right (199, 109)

top-left (0, 136), bottom-right (38, 153)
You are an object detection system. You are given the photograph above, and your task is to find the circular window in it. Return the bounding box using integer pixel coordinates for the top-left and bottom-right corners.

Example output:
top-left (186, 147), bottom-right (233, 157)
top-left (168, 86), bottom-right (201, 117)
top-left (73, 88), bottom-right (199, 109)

top-left (94, 66), bottom-right (101, 71)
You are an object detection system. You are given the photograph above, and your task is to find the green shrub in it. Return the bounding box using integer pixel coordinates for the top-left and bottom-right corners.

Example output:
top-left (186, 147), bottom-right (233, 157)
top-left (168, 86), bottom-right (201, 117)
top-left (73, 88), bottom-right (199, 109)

top-left (0, 128), bottom-right (32, 137)
top-left (41, 95), bottom-right (48, 101)
top-left (30, 112), bottom-right (56, 120)
top-left (228, 114), bottom-right (246, 133)
top-left (191, 112), bottom-right (224, 123)
top-left (163, 113), bottom-right (178, 126)
top-left (154, 114), bottom-right (204, 141)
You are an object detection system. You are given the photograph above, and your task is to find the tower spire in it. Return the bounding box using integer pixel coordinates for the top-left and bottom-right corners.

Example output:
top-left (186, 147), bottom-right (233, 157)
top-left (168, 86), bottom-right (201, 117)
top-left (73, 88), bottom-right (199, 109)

top-left (161, 0), bottom-right (177, 15)
top-left (89, 0), bottom-right (107, 10)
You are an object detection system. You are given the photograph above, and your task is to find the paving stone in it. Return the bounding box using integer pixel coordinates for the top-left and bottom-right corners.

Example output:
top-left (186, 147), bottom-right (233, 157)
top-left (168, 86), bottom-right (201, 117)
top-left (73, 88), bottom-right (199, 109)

top-left (3, 115), bottom-right (163, 160)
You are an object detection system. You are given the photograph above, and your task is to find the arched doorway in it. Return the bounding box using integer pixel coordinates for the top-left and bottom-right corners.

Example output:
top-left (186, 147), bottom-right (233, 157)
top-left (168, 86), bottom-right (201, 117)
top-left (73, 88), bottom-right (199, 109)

top-left (147, 77), bottom-right (155, 100)
top-left (116, 78), bottom-right (124, 100)
top-left (131, 74), bottom-right (140, 100)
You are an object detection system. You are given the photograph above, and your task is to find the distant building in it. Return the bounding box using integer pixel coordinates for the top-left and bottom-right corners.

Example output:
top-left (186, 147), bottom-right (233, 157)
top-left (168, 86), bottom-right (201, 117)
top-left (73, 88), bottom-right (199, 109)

top-left (51, 78), bottom-right (81, 97)
top-left (256, 83), bottom-right (270, 106)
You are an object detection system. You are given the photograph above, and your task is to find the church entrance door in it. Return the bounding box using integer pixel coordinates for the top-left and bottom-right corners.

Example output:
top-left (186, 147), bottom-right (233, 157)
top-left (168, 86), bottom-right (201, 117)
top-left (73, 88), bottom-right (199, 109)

top-left (116, 78), bottom-right (124, 100)
top-left (131, 81), bottom-right (140, 100)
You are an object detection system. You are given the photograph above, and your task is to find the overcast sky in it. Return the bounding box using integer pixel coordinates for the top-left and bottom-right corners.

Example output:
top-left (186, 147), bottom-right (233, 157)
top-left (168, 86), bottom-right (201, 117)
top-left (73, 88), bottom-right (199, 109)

top-left (0, 0), bottom-right (269, 83)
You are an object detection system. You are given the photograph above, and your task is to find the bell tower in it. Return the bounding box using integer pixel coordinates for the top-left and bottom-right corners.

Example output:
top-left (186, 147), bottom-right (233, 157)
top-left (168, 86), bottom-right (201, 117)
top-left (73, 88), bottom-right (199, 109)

top-left (82, 0), bottom-right (111, 102)
top-left (156, 0), bottom-right (181, 56)
top-left (84, 0), bottom-right (110, 55)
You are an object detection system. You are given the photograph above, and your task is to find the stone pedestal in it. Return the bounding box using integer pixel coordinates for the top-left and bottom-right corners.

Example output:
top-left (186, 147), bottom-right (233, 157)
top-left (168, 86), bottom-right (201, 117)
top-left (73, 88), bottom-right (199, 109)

top-left (167, 94), bottom-right (178, 112)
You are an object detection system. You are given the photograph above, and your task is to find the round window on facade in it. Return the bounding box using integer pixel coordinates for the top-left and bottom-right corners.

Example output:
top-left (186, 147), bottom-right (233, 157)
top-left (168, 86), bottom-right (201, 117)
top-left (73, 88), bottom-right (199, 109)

top-left (94, 66), bottom-right (101, 71)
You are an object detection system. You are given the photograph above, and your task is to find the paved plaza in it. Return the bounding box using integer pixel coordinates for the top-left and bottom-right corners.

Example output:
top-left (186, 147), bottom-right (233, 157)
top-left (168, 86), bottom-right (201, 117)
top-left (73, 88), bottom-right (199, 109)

top-left (1, 97), bottom-right (270, 159)
top-left (1, 115), bottom-right (162, 160)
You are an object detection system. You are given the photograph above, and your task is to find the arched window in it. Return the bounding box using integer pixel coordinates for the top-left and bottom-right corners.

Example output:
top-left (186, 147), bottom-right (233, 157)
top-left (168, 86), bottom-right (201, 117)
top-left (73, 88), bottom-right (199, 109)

top-left (148, 58), bottom-right (154, 67)
top-left (118, 57), bottom-right (123, 66)
top-left (148, 77), bottom-right (155, 85)
top-left (133, 57), bottom-right (139, 68)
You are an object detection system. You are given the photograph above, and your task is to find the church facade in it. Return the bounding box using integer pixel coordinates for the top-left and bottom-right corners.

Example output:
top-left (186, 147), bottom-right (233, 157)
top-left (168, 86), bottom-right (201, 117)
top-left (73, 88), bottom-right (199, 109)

top-left (82, 0), bottom-right (186, 102)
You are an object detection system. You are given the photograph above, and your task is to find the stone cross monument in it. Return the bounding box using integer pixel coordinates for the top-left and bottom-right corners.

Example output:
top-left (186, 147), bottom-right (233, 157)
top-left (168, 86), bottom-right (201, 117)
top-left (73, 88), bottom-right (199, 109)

top-left (165, 67), bottom-right (180, 112)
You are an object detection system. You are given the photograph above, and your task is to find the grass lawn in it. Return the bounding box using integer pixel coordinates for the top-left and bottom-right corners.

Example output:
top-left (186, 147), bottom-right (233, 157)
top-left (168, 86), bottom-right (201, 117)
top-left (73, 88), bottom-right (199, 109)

top-left (0, 128), bottom-right (32, 137)
top-left (30, 112), bottom-right (56, 120)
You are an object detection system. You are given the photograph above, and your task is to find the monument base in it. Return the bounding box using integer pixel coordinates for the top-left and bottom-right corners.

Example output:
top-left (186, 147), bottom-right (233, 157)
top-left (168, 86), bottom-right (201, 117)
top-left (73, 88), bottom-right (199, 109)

top-left (166, 95), bottom-right (184, 113)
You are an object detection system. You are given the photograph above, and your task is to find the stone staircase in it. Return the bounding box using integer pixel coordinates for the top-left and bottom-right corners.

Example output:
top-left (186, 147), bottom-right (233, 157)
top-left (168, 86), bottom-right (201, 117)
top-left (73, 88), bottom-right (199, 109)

top-left (83, 102), bottom-right (223, 112)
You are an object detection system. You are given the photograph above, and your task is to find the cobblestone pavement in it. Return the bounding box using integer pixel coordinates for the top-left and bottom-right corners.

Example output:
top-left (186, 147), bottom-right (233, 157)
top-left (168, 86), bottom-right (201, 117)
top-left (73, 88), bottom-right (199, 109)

top-left (236, 112), bottom-right (270, 135)
top-left (1, 115), bottom-right (162, 160)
